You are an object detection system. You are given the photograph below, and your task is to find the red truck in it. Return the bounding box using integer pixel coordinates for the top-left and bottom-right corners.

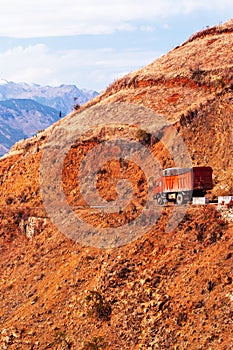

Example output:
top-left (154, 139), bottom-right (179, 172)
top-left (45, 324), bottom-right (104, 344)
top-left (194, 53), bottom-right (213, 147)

top-left (153, 166), bottom-right (213, 205)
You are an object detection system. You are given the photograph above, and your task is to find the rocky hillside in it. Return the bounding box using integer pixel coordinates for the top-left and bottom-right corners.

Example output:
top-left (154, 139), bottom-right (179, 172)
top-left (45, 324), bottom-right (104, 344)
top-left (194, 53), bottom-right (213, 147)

top-left (0, 20), bottom-right (232, 349)
top-left (85, 19), bottom-right (233, 197)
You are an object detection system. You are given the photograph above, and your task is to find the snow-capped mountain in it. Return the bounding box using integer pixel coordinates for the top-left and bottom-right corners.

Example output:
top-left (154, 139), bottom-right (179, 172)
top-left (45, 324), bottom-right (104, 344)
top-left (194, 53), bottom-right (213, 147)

top-left (0, 81), bottom-right (98, 156)
top-left (0, 98), bottom-right (61, 156)
top-left (0, 80), bottom-right (98, 115)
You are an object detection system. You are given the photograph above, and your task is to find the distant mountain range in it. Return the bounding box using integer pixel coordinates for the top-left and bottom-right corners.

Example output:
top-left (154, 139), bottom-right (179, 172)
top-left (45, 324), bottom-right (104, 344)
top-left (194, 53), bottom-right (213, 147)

top-left (0, 98), bottom-right (61, 155)
top-left (0, 80), bottom-right (98, 115)
top-left (0, 80), bottom-right (98, 155)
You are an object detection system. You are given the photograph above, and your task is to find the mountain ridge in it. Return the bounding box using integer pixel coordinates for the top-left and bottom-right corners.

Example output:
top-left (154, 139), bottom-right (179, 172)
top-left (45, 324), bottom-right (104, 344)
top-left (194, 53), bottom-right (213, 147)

top-left (0, 82), bottom-right (98, 155)
top-left (0, 98), bottom-right (61, 156)
top-left (0, 80), bottom-right (98, 115)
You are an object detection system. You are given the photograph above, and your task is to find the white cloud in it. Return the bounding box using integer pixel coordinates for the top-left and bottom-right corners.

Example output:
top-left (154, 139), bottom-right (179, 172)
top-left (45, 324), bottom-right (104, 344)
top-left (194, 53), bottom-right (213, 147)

top-left (0, 44), bottom-right (161, 90)
top-left (0, 1), bottom-right (231, 90)
top-left (0, 0), bottom-right (232, 37)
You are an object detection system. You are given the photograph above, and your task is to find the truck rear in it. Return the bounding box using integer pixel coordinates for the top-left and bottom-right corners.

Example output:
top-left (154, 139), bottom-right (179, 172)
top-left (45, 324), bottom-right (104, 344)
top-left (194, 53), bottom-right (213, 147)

top-left (153, 166), bottom-right (213, 205)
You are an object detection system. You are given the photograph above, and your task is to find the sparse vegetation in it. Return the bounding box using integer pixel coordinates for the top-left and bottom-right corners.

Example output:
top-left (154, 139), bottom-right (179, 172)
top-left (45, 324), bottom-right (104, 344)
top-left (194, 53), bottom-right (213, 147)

top-left (85, 290), bottom-right (112, 321)
top-left (5, 196), bottom-right (14, 205)
top-left (136, 129), bottom-right (151, 145)
top-left (74, 103), bottom-right (81, 110)
top-left (83, 336), bottom-right (106, 350)
top-left (46, 331), bottom-right (72, 349)
top-left (190, 65), bottom-right (206, 85)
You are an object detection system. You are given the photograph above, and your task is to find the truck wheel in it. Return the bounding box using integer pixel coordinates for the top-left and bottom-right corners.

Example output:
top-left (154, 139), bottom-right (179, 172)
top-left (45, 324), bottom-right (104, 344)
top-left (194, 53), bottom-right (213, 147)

top-left (157, 196), bottom-right (164, 206)
top-left (176, 193), bottom-right (184, 205)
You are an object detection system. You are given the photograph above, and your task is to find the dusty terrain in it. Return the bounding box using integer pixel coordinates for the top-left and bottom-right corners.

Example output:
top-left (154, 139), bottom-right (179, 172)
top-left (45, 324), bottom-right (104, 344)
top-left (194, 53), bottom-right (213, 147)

top-left (0, 19), bottom-right (233, 349)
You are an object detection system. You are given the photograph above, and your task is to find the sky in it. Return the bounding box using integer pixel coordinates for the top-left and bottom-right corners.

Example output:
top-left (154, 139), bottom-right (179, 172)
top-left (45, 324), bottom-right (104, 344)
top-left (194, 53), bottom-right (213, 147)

top-left (0, 0), bottom-right (232, 91)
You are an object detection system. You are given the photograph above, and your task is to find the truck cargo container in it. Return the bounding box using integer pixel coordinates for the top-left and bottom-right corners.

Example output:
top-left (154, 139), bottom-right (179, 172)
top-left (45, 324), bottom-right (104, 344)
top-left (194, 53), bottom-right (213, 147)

top-left (153, 166), bottom-right (213, 205)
